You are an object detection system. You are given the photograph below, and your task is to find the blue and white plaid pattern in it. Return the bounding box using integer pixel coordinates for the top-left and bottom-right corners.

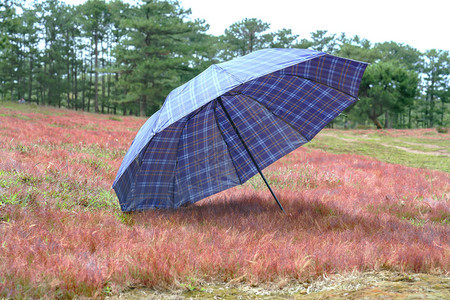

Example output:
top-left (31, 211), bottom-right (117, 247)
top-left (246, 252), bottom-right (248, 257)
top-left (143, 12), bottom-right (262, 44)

top-left (113, 49), bottom-right (368, 211)
top-left (215, 94), bottom-right (308, 184)
top-left (173, 102), bottom-right (240, 207)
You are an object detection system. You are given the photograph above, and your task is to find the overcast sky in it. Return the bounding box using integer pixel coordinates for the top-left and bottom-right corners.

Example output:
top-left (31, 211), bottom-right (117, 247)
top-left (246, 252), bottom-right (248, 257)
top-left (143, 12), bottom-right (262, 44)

top-left (63, 0), bottom-right (449, 52)
top-left (179, 0), bottom-right (448, 52)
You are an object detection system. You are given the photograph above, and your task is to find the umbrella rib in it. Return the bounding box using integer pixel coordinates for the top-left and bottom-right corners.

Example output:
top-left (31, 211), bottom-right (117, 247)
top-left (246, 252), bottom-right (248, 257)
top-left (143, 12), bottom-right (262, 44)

top-left (214, 64), bottom-right (244, 85)
top-left (216, 97), bottom-right (285, 212)
top-left (212, 98), bottom-right (244, 185)
top-left (228, 92), bottom-right (312, 142)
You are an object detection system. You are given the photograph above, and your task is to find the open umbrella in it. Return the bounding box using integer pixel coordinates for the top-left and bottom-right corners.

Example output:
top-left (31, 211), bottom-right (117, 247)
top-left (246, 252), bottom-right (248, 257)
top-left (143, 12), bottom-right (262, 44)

top-left (113, 48), bottom-right (368, 211)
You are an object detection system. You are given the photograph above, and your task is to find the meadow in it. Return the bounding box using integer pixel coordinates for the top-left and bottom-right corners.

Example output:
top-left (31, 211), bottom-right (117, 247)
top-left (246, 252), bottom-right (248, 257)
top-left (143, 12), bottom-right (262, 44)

top-left (0, 103), bottom-right (449, 298)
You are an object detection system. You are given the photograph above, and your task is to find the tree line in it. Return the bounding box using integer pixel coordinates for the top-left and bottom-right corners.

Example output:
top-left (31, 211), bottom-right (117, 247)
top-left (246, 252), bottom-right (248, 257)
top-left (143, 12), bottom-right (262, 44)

top-left (1, 0), bottom-right (448, 128)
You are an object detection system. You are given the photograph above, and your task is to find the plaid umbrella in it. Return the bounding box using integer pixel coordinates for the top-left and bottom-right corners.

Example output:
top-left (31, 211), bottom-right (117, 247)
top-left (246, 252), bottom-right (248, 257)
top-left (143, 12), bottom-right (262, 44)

top-left (113, 48), bottom-right (368, 211)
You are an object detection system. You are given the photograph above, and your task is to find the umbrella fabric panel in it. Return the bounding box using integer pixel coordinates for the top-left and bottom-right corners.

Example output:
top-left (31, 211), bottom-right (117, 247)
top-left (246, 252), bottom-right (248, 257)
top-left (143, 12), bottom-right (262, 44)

top-left (113, 110), bottom-right (161, 187)
top-left (215, 95), bottom-right (309, 184)
top-left (113, 158), bottom-right (141, 211)
top-left (121, 119), bottom-right (187, 211)
top-left (173, 101), bottom-right (240, 207)
top-left (235, 74), bottom-right (357, 141)
top-left (277, 54), bottom-right (367, 98)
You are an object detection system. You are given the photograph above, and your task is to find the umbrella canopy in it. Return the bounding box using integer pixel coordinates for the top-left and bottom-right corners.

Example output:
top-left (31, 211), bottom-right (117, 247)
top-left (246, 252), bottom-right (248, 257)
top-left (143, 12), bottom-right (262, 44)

top-left (113, 48), bottom-right (368, 211)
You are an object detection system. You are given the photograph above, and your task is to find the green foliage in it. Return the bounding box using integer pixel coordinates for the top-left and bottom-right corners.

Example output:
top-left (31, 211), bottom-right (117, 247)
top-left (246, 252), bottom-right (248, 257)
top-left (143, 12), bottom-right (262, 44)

top-left (337, 35), bottom-right (379, 63)
top-left (374, 42), bottom-right (422, 71)
top-left (309, 30), bottom-right (337, 53)
top-left (78, 0), bottom-right (110, 39)
top-left (78, 0), bottom-right (111, 112)
top-left (436, 127), bottom-right (448, 134)
top-left (420, 49), bottom-right (449, 127)
top-left (357, 62), bottom-right (419, 128)
top-left (268, 28), bottom-right (298, 48)
top-left (219, 18), bottom-right (271, 59)
top-left (0, 0), bottom-right (448, 127)
top-left (0, 1), bottom-right (20, 49)
top-left (114, 0), bottom-right (210, 116)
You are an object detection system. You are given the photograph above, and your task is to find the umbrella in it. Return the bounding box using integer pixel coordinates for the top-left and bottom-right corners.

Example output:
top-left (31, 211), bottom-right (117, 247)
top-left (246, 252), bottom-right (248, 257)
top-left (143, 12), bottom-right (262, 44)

top-left (113, 48), bottom-right (368, 212)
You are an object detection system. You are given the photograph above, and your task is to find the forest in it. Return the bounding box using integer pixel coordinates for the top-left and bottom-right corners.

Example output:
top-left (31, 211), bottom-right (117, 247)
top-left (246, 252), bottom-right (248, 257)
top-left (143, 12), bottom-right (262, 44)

top-left (1, 0), bottom-right (449, 129)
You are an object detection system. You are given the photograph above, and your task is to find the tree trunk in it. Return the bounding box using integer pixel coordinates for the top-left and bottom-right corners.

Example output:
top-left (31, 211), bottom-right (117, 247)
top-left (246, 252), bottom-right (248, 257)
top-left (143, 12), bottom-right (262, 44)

top-left (74, 57), bottom-right (78, 110)
top-left (94, 33), bottom-right (99, 113)
top-left (384, 111), bottom-right (390, 129)
top-left (369, 106), bottom-right (383, 129)
top-left (10, 69), bottom-right (14, 101)
top-left (408, 105), bottom-right (412, 129)
top-left (101, 40), bottom-right (105, 114)
top-left (429, 94), bottom-right (435, 127)
top-left (43, 62), bottom-right (47, 105)
top-left (17, 48), bottom-right (22, 100)
top-left (67, 54), bottom-right (71, 109)
top-left (17, 66), bottom-right (21, 99)
top-left (48, 53), bottom-right (53, 105)
top-left (88, 56), bottom-right (93, 112)
top-left (370, 117), bottom-right (383, 129)
top-left (40, 87), bottom-right (43, 105)
top-left (81, 66), bottom-right (85, 111)
top-left (107, 44), bottom-right (111, 114)
top-left (140, 95), bottom-right (146, 117)
top-left (28, 59), bottom-right (33, 102)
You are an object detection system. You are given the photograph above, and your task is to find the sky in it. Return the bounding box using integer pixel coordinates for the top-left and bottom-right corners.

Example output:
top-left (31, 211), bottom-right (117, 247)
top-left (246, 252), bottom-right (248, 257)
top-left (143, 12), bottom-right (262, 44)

top-left (62, 0), bottom-right (449, 52)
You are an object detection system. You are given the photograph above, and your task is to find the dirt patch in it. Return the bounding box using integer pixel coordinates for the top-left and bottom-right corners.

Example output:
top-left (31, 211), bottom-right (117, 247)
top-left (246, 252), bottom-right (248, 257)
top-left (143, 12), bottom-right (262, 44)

top-left (319, 132), bottom-right (356, 142)
top-left (401, 141), bottom-right (443, 149)
top-left (381, 143), bottom-right (450, 157)
top-left (111, 271), bottom-right (449, 299)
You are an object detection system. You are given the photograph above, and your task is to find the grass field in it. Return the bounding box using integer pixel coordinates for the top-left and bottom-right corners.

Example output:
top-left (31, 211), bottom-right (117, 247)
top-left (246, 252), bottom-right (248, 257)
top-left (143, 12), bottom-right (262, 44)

top-left (0, 103), bottom-right (449, 299)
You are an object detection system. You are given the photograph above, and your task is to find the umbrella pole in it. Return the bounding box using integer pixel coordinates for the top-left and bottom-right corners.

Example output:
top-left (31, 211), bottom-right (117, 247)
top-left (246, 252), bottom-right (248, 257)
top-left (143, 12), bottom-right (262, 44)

top-left (217, 97), bottom-right (285, 212)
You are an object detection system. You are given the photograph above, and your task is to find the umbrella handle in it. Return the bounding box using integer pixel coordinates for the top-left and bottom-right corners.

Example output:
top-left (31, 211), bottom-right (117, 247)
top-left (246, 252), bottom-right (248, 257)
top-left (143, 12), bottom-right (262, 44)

top-left (217, 97), bottom-right (285, 213)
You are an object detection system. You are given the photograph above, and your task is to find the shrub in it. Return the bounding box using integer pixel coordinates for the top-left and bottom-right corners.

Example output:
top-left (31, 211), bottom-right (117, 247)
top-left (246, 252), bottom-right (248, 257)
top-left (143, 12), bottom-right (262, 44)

top-left (436, 127), bottom-right (448, 134)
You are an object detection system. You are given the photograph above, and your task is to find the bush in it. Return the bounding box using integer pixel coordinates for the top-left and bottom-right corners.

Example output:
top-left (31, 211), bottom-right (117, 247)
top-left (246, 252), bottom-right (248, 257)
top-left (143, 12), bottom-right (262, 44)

top-left (436, 127), bottom-right (448, 134)
top-left (355, 124), bottom-right (374, 129)
top-left (108, 116), bottom-right (122, 121)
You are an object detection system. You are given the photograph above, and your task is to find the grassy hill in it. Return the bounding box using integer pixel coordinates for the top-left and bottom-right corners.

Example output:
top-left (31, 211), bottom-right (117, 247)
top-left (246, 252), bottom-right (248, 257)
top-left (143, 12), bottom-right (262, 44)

top-left (0, 103), bottom-right (448, 298)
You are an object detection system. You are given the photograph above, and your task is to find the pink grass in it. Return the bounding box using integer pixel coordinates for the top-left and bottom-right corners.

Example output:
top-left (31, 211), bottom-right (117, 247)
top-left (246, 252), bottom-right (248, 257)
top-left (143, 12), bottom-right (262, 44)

top-left (0, 106), bottom-right (449, 298)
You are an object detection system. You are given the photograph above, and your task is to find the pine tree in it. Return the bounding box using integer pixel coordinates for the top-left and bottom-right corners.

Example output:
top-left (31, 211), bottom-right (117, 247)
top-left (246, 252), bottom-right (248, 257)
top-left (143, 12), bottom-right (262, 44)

top-left (421, 50), bottom-right (449, 127)
top-left (220, 18), bottom-right (271, 59)
top-left (115, 0), bottom-right (207, 116)
top-left (79, 0), bottom-right (110, 113)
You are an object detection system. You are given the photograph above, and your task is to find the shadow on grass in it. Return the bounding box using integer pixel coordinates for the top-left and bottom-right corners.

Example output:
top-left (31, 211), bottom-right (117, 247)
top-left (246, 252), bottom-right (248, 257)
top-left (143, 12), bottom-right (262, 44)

top-left (121, 191), bottom-right (444, 245)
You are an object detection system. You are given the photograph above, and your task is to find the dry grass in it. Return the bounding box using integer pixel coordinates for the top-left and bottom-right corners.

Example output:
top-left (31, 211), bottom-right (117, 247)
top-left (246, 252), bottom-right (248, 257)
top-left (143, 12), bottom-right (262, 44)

top-left (0, 104), bottom-right (449, 298)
